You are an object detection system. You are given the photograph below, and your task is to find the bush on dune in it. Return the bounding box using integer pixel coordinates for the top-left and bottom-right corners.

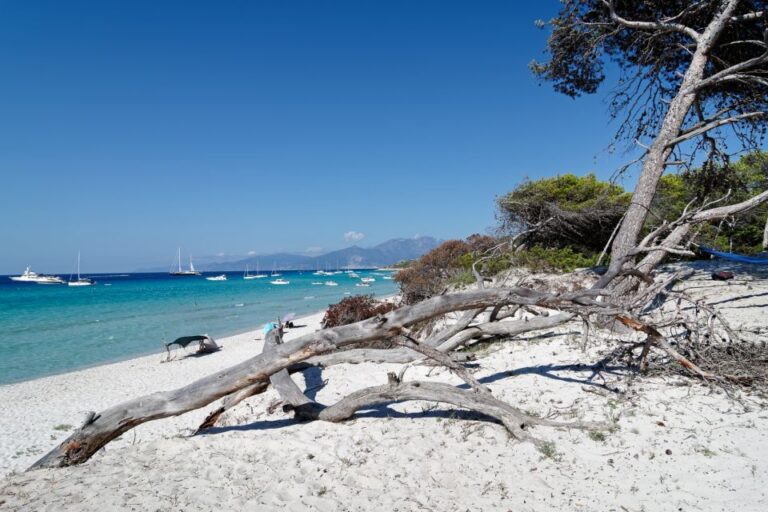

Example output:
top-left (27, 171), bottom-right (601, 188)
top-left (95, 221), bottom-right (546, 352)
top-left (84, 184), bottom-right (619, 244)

top-left (321, 295), bottom-right (398, 329)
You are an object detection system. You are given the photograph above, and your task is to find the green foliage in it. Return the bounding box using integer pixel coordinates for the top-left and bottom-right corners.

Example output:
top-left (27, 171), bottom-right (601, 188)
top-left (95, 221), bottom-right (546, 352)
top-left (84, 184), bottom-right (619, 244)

top-left (533, 1), bottom-right (767, 148)
top-left (650, 152), bottom-right (768, 254)
top-left (588, 431), bottom-right (607, 442)
top-left (497, 173), bottom-right (630, 253)
top-left (511, 246), bottom-right (597, 273)
top-left (447, 269), bottom-right (476, 287)
top-left (536, 441), bottom-right (561, 460)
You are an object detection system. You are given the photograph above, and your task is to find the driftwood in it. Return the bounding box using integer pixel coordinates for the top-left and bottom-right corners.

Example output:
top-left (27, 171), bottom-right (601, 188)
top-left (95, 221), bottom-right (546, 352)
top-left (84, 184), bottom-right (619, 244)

top-left (31, 287), bottom-right (610, 470)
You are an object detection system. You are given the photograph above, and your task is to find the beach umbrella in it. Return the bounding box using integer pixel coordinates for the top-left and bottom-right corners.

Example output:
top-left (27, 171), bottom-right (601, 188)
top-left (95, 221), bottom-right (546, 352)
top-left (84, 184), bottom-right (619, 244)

top-left (283, 313), bottom-right (296, 322)
top-left (263, 322), bottom-right (277, 335)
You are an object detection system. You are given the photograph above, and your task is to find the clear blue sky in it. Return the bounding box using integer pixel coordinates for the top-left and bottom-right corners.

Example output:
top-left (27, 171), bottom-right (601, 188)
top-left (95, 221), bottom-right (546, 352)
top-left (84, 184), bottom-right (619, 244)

top-left (0, 0), bottom-right (637, 273)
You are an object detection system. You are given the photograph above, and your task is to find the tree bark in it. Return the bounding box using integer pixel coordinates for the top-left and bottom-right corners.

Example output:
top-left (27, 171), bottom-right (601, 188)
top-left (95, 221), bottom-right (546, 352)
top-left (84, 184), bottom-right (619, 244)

top-left (607, 0), bottom-right (743, 283)
top-left (763, 214), bottom-right (768, 250)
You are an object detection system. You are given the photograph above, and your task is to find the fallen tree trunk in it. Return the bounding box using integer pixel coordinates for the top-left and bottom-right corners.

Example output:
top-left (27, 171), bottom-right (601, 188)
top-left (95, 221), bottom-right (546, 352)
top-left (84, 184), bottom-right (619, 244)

top-left (30, 286), bottom-right (601, 470)
top-left (316, 373), bottom-right (609, 445)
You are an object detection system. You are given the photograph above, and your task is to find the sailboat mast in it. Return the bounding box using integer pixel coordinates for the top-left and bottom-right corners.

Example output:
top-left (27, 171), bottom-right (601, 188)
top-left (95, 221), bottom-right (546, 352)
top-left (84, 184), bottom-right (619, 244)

top-left (178, 248), bottom-right (182, 272)
top-left (77, 251), bottom-right (81, 280)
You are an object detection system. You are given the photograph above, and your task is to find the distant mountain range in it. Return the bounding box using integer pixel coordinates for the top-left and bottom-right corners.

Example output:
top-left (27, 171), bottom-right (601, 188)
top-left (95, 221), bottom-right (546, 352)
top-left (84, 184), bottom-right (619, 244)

top-left (143, 236), bottom-right (440, 272)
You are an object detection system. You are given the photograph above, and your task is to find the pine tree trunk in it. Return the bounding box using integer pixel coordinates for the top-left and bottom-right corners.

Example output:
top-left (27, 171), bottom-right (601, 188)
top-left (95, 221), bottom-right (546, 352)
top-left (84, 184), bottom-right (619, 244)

top-left (606, 1), bottom-right (741, 285)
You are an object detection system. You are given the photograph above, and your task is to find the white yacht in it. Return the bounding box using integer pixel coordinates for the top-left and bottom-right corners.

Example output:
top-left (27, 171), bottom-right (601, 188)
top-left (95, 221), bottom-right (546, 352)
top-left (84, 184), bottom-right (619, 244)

top-left (68, 252), bottom-right (95, 286)
top-left (360, 277), bottom-right (376, 283)
top-left (10, 266), bottom-right (65, 284)
top-left (324, 280), bottom-right (339, 286)
top-left (170, 248), bottom-right (201, 276)
top-left (270, 278), bottom-right (290, 285)
top-left (206, 274), bottom-right (227, 281)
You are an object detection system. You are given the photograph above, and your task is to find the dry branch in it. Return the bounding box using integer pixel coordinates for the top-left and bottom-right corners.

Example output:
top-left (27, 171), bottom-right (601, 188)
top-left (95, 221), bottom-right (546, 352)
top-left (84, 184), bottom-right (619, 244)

top-left (30, 286), bottom-right (609, 470)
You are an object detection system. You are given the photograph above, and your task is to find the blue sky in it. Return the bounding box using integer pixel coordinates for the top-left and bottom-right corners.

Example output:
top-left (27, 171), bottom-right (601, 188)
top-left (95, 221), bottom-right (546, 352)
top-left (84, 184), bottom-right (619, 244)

top-left (0, 1), bottom-right (638, 273)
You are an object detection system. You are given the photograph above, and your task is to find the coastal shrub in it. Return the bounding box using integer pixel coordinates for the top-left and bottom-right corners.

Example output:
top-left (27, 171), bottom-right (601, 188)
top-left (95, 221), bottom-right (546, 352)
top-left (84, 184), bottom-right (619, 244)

top-left (511, 246), bottom-right (597, 273)
top-left (648, 153), bottom-right (768, 254)
top-left (395, 235), bottom-right (502, 304)
top-left (321, 295), bottom-right (397, 329)
top-left (497, 173), bottom-right (631, 253)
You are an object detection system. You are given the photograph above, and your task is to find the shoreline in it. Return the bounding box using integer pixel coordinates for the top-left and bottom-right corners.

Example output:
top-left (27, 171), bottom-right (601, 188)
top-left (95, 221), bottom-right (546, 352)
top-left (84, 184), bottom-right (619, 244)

top-left (0, 289), bottom-right (398, 388)
top-left (0, 308), bottom-right (327, 475)
top-left (0, 307), bottom-right (329, 389)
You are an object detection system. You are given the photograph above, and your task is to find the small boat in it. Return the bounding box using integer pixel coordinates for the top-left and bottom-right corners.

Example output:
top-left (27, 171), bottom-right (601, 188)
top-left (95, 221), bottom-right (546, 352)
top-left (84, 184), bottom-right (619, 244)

top-left (311, 281), bottom-right (324, 285)
top-left (253, 260), bottom-right (267, 278)
top-left (10, 266), bottom-right (65, 284)
top-left (348, 272), bottom-right (360, 278)
top-left (360, 277), bottom-right (375, 283)
top-left (383, 276), bottom-right (394, 280)
top-left (170, 248), bottom-right (201, 276)
top-left (271, 278), bottom-right (290, 285)
top-left (243, 265), bottom-right (261, 280)
top-left (324, 280), bottom-right (339, 286)
top-left (206, 274), bottom-right (227, 281)
top-left (68, 252), bottom-right (95, 287)
top-left (355, 283), bottom-right (370, 287)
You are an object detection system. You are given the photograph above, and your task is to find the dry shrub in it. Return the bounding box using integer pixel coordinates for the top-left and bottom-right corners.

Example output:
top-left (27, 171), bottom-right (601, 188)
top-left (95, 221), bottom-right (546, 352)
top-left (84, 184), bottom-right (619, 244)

top-left (395, 235), bottom-right (500, 304)
top-left (322, 295), bottom-right (398, 329)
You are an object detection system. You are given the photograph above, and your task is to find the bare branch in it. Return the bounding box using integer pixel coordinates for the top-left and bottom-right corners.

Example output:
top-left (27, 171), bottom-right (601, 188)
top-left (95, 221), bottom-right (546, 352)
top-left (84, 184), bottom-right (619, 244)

top-left (601, 0), bottom-right (701, 42)
top-left (667, 111), bottom-right (767, 147)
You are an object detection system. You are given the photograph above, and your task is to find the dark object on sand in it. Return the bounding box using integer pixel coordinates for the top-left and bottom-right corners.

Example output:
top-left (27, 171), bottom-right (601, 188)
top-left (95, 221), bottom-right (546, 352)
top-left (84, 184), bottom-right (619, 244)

top-left (712, 271), bottom-right (734, 281)
top-left (165, 335), bottom-right (221, 361)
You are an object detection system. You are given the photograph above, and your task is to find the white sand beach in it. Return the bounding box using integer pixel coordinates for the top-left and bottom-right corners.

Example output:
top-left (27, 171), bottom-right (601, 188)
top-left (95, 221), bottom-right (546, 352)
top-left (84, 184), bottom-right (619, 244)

top-left (1, 263), bottom-right (767, 511)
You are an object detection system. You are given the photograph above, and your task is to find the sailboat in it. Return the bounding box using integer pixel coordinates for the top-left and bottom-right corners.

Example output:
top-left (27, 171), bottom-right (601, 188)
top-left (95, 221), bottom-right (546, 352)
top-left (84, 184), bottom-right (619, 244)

top-left (68, 252), bottom-right (95, 287)
top-left (243, 264), bottom-right (261, 280)
top-left (246, 259), bottom-right (267, 279)
top-left (170, 248), bottom-right (201, 276)
top-left (270, 261), bottom-right (282, 277)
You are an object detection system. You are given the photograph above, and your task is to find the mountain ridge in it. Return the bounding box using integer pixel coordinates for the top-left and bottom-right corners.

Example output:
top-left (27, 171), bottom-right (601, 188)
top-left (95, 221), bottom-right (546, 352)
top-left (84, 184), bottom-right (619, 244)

top-left (140, 236), bottom-right (440, 272)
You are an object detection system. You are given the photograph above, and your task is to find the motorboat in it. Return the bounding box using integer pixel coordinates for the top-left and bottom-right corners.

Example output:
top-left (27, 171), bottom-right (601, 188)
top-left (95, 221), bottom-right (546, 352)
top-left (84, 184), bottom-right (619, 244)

top-left (10, 266), bottom-right (65, 284)
top-left (360, 277), bottom-right (376, 283)
top-left (271, 278), bottom-right (290, 285)
top-left (355, 282), bottom-right (370, 287)
top-left (206, 274), bottom-right (227, 281)
top-left (324, 281), bottom-right (339, 286)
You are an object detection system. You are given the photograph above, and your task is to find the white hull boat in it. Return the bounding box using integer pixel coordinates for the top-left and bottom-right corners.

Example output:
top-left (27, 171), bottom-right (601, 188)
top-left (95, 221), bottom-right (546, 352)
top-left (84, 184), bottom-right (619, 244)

top-left (206, 274), bottom-right (227, 281)
top-left (170, 248), bottom-right (201, 276)
top-left (271, 278), bottom-right (290, 285)
top-left (68, 252), bottom-right (95, 287)
top-left (10, 267), bottom-right (65, 284)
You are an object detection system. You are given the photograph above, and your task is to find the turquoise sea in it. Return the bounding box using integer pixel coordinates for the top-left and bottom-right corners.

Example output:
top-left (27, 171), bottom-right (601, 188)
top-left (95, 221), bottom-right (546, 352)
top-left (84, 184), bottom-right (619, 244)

top-left (0, 270), bottom-right (397, 386)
